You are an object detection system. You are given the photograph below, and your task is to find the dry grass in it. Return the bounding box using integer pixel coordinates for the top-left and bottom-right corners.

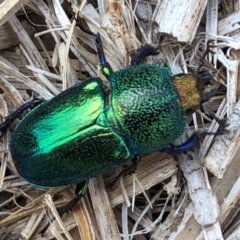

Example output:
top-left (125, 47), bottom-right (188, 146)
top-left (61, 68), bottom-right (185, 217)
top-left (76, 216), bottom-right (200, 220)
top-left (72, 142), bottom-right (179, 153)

top-left (0, 0), bottom-right (239, 240)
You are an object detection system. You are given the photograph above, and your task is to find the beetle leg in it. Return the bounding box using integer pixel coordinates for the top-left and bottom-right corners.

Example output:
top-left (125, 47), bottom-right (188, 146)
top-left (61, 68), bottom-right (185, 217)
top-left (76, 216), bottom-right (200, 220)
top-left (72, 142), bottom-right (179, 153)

top-left (195, 39), bottom-right (216, 75)
top-left (163, 114), bottom-right (227, 154)
top-left (76, 24), bottom-right (111, 74)
top-left (0, 98), bottom-right (43, 138)
top-left (40, 180), bottom-right (89, 236)
top-left (93, 33), bottom-right (113, 79)
top-left (203, 109), bottom-right (228, 136)
top-left (107, 154), bottom-right (141, 189)
top-left (93, 34), bottom-right (161, 75)
top-left (200, 88), bottom-right (218, 103)
top-left (61, 180), bottom-right (89, 214)
top-left (121, 154), bottom-right (141, 176)
top-left (130, 44), bottom-right (161, 66)
top-left (74, 24), bottom-right (113, 78)
top-left (162, 134), bottom-right (200, 154)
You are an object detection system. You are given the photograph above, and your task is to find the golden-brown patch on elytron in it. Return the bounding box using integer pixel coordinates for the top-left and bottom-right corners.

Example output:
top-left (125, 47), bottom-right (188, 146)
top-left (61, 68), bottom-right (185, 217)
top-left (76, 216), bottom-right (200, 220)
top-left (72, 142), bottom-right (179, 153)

top-left (173, 74), bottom-right (201, 111)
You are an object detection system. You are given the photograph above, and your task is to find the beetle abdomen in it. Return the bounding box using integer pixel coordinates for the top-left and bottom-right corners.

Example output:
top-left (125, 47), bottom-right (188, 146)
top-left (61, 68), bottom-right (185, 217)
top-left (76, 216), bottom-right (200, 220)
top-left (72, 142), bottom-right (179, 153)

top-left (10, 78), bottom-right (131, 187)
top-left (110, 64), bottom-right (187, 154)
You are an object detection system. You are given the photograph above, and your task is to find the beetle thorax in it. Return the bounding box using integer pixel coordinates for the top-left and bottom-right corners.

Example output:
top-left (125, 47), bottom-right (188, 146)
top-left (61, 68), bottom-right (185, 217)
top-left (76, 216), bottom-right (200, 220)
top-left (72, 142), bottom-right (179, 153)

top-left (109, 64), bottom-right (187, 154)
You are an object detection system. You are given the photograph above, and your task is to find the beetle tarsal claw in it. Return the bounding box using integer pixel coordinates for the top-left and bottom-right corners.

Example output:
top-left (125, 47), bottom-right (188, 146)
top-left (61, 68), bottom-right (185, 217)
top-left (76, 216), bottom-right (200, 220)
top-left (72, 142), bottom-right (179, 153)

top-left (195, 39), bottom-right (216, 75)
top-left (39, 181), bottom-right (88, 235)
top-left (39, 199), bottom-right (79, 236)
top-left (107, 155), bottom-right (141, 189)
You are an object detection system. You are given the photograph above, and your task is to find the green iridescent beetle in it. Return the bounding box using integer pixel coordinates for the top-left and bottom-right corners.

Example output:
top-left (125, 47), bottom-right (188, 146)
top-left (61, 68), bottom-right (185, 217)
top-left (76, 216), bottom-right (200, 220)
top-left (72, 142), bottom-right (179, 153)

top-left (0, 34), bottom-right (217, 230)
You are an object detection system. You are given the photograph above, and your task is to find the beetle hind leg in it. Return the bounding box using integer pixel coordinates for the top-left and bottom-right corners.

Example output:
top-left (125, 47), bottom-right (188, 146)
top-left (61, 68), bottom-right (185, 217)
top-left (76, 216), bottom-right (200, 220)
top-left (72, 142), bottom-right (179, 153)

top-left (60, 180), bottom-right (89, 214)
top-left (107, 154), bottom-right (141, 189)
top-left (0, 98), bottom-right (43, 138)
top-left (40, 180), bottom-right (89, 236)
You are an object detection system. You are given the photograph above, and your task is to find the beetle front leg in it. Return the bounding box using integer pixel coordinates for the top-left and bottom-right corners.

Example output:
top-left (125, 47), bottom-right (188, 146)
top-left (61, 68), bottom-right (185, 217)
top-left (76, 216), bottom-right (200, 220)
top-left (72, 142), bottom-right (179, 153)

top-left (0, 98), bottom-right (43, 137)
top-left (163, 115), bottom-right (227, 154)
top-left (40, 180), bottom-right (89, 236)
top-left (162, 134), bottom-right (200, 154)
top-left (107, 154), bottom-right (141, 189)
top-left (130, 45), bottom-right (161, 66)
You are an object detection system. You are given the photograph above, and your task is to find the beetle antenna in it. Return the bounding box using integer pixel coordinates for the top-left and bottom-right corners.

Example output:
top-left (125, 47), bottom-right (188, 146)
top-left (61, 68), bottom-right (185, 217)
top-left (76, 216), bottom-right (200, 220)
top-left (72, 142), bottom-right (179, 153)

top-left (195, 39), bottom-right (216, 75)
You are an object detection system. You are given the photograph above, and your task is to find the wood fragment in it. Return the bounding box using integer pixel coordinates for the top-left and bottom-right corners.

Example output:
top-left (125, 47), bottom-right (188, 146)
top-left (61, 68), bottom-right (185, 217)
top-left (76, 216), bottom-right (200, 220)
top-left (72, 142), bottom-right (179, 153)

top-left (88, 176), bottom-right (121, 240)
top-left (73, 199), bottom-right (96, 240)
top-left (0, 0), bottom-right (29, 26)
top-left (0, 0), bottom-right (238, 239)
top-left (0, 60), bottom-right (53, 99)
top-left (178, 151), bottom-right (223, 239)
top-left (107, 153), bottom-right (178, 207)
top-left (0, 22), bottom-right (19, 50)
top-left (218, 10), bottom-right (240, 36)
top-left (205, 99), bottom-right (240, 178)
top-left (155, 0), bottom-right (207, 42)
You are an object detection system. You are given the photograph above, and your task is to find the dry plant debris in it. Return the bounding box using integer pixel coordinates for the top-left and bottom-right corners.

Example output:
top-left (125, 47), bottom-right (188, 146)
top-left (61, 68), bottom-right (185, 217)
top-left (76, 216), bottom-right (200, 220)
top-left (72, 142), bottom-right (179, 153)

top-left (0, 0), bottom-right (239, 240)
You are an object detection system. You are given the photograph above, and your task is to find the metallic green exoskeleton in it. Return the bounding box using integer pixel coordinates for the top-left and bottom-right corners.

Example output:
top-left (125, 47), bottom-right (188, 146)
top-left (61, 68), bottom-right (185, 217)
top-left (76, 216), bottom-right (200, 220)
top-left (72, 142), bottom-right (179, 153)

top-left (10, 63), bottom-right (190, 187)
top-left (0, 34), bottom-right (215, 229)
top-left (10, 78), bottom-right (131, 187)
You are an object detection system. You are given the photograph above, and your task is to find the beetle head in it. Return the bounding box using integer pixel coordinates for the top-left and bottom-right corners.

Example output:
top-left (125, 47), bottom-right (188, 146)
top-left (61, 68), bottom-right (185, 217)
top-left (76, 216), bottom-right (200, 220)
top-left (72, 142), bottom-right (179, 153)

top-left (173, 40), bottom-right (216, 115)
